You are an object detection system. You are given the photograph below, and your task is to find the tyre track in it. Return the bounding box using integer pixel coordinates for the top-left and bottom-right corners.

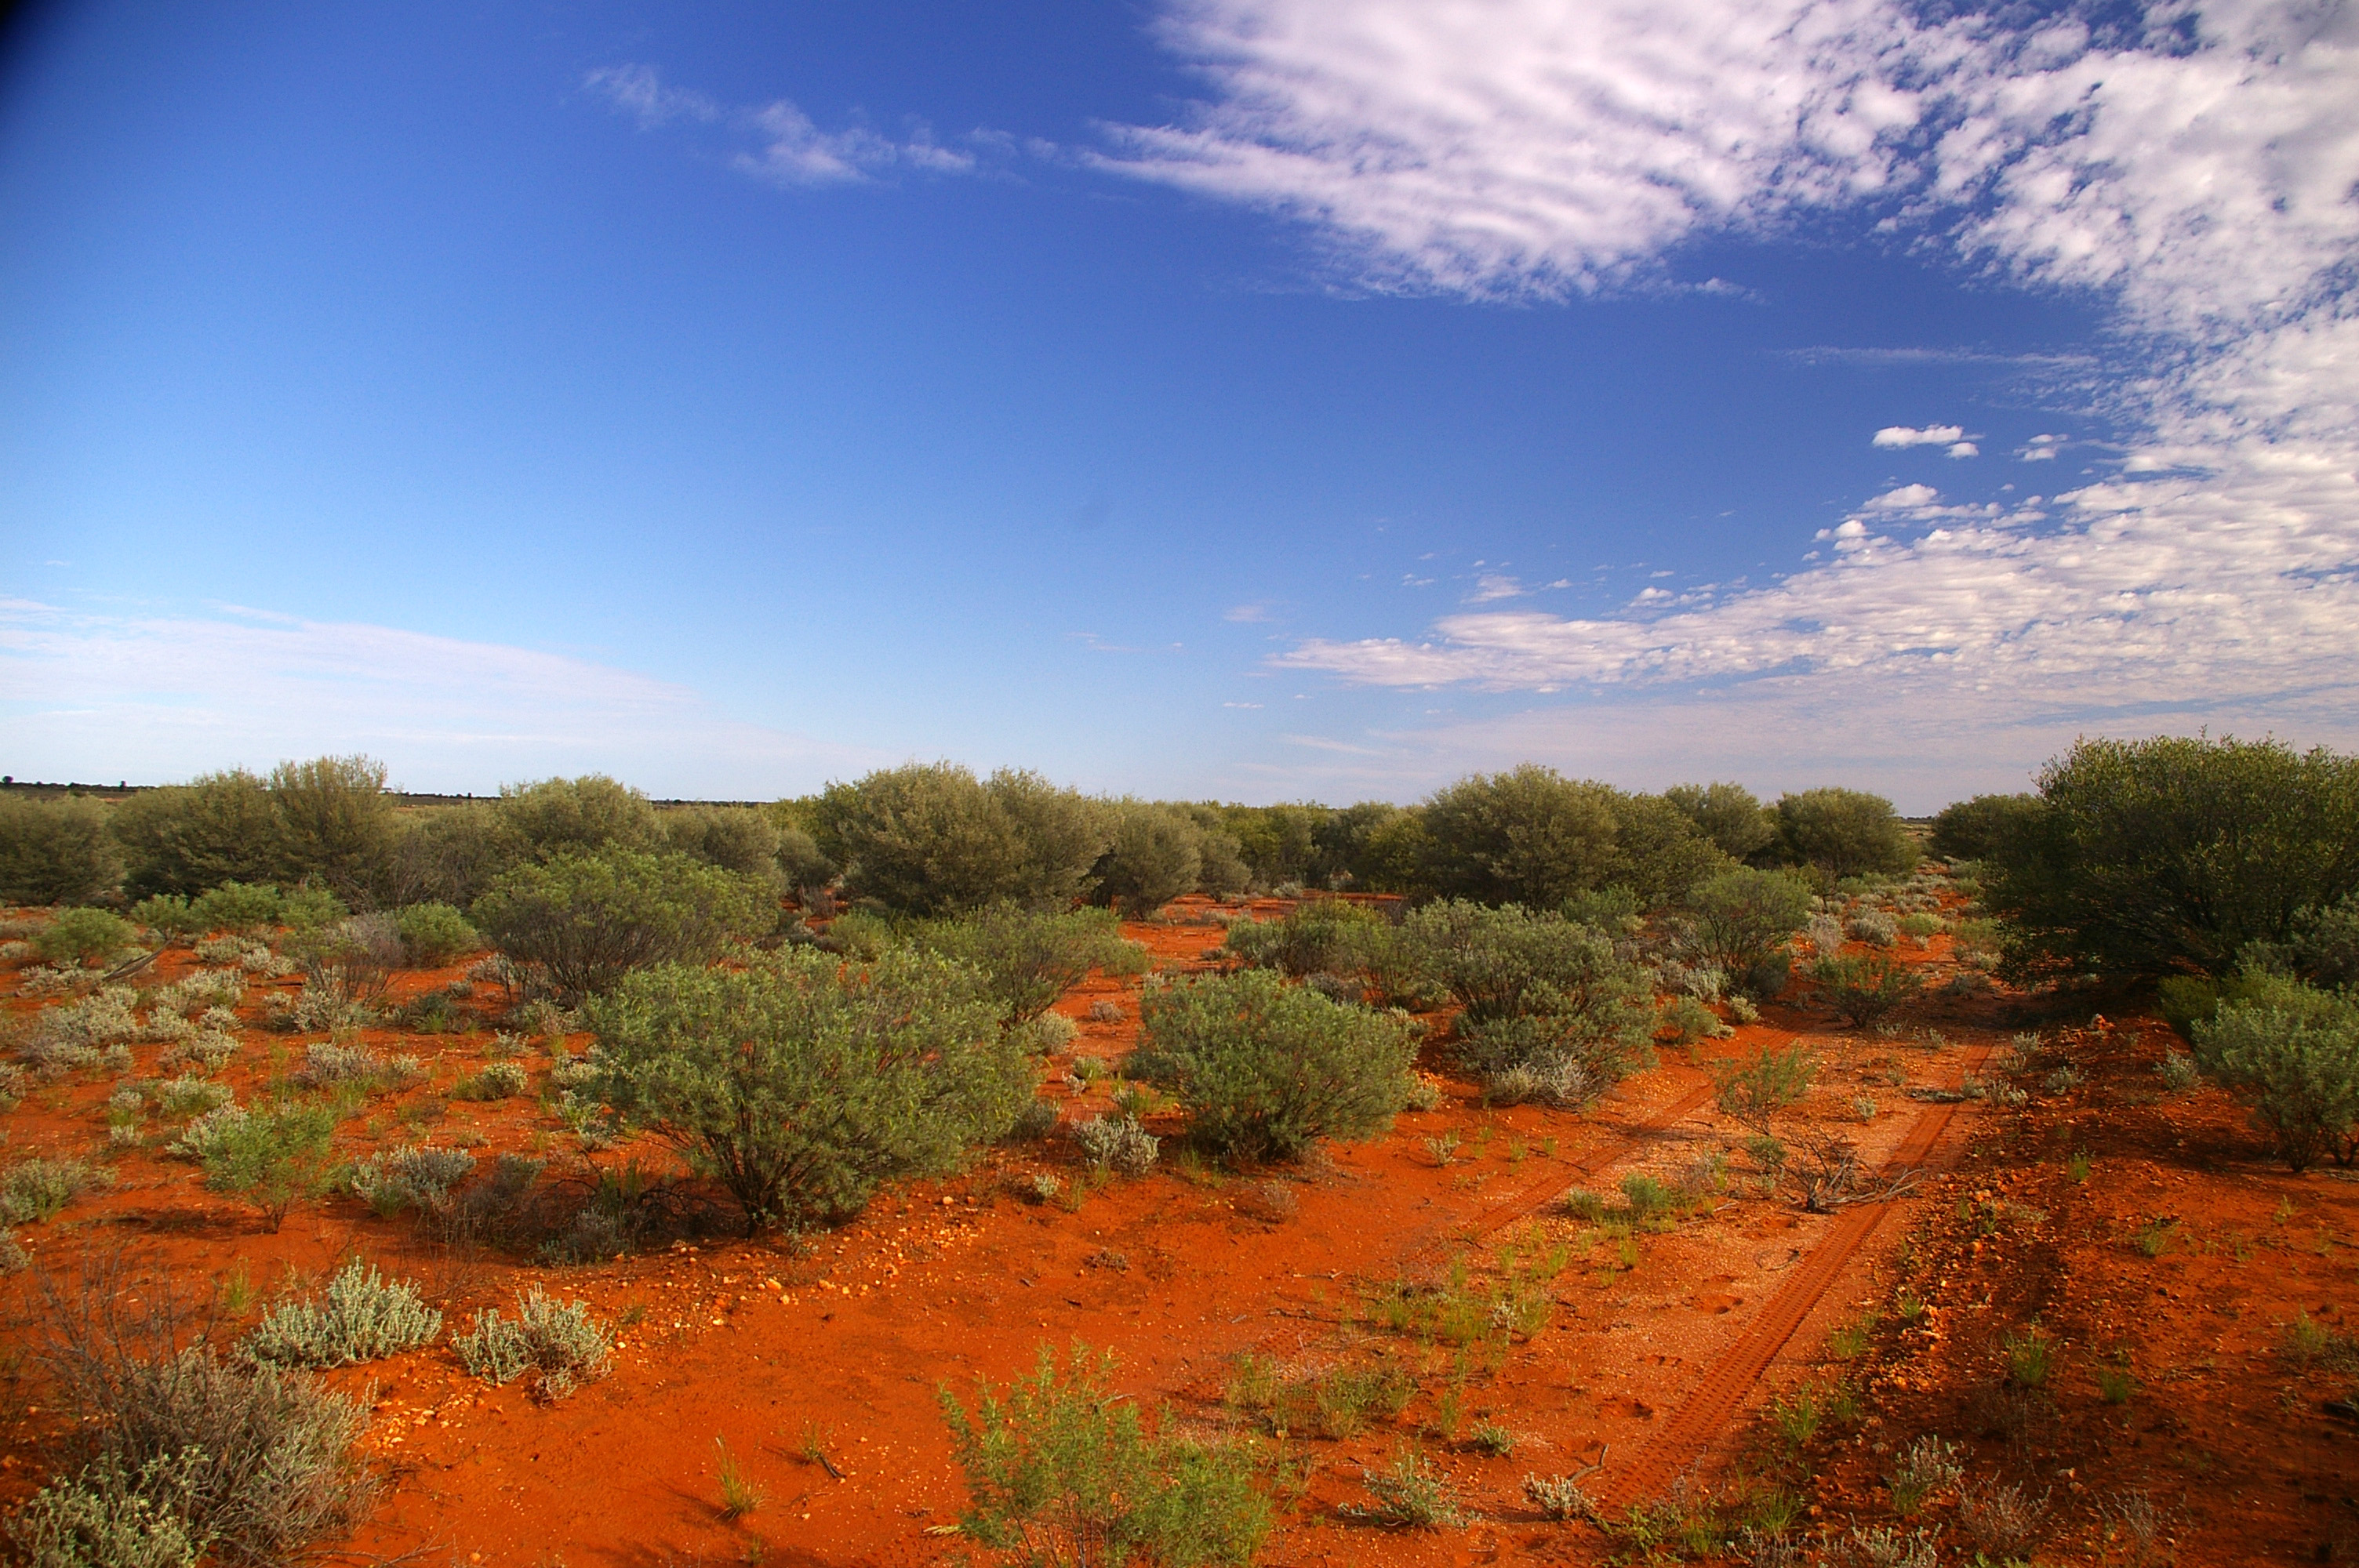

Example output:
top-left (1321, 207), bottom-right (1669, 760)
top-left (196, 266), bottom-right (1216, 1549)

top-left (1594, 1058), bottom-right (1991, 1508)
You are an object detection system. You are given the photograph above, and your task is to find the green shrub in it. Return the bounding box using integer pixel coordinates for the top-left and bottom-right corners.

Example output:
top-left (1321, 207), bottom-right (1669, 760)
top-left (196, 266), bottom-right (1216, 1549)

top-left (1928, 793), bottom-right (2041, 864)
top-left (813, 764), bottom-right (1110, 915)
top-left (8, 1447), bottom-right (213, 1568)
top-left (581, 947), bottom-right (1029, 1231)
top-left (1356, 1444), bottom-right (1460, 1527)
top-left (287, 915), bottom-right (402, 1014)
top-left (940, 1341), bottom-right (1270, 1568)
top-left (659, 804), bottom-right (784, 881)
top-left (2190, 975), bottom-right (2359, 1171)
top-left (130, 895), bottom-right (203, 942)
top-left (454, 1287), bottom-right (612, 1399)
top-left (107, 771), bottom-right (282, 900)
top-left (264, 757), bottom-right (398, 905)
top-left (1981, 735), bottom-right (2359, 980)
top-left (1094, 802), bottom-right (1205, 915)
top-left (1131, 969), bottom-right (1417, 1162)
top-left (471, 848), bottom-right (773, 1004)
top-left (187, 882), bottom-right (283, 933)
top-left (1771, 788), bottom-right (1917, 880)
top-left (242, 1261), bottom-right (442, 1368)
top-left (202, 1105), bottom-right (338, 1232)
top-left (383, 801), bottom-right (523, 907)
top-left (1680, 869), bottom-right (1813, 993)
top-left (1809, 954), bottom-right (1923, 1026)
top-left (0, 1157), bottom-right (114, 1225)
top-left (1419, 766), bottom-right (1619, 907)
top-left (1663, 782), bottom-right (1776, 861)
top-left (0, 794), bottom-right (122, 906)
top-left (907, 904), bottom-right (1135, 1022)
top-left (345, 1145), bottom-right (476, 1217)
top-left (453, 1062), bottom-right (529, 1102)
top-left (1074, 1114), bottom-right (1160, 1177)
top-left (394, 903), bottom-right (480, 967)
top-left (1224, 898), bottom-right (1394, 981)
top-left (1307, 801), bottom-right (1412, 891)
top-left (1709, 1045), bottom-right (1816, 1134)
top-left (32, 908), bottom-right (140, 967)
top-left (1599, 792), bottom-right (1738, 907)
top-left (496, 775), bottom-right (662, 861)
top-left (1656, 993), bottom-right (1723, 1045)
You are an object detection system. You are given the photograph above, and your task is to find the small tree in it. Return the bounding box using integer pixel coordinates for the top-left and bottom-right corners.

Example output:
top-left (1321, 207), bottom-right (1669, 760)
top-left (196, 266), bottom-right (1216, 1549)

top-left (1600, 791), bottom-right (1737, 908)
top-left (1772, 788), bottom-right (1917, 880)
top-left (1094, 804), bottom-right (1202, 916)
top-left (266, 756), bottom-right (397, 904)
top-left (203, 1106), bottom-right (339, 1232)
top-left (660, 804), bottom-right (784, 881)
top-left (495, 775), bottom-right (663, 861)
top-left (1663, 781), bottom-right (1776, 861)
top-left (1982, 735), bottom-right (2359, 980)
top-left (471, 849), bottom-right (772, 1004)
top-left (0, 794), bottom-right (121, 906)
top-left (582, 948), bottom-right (1030, 1232)
top-left (1681, 868), bottom-right (1815, 996)
top-left (813, 764), bottom-right (1027, 915)
top-left (1927, 793), bottom-right (2041, 864)
top-left (1419, 766), bottom-right (1619, 907)
top-left (1132, 970), bottom-right (1417, 1162)
top-left (107, 770), bottom-right (282, 898)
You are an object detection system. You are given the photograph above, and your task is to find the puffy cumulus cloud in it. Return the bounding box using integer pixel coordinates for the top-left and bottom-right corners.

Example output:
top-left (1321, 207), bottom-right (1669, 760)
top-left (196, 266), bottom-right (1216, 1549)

top-left (587, 65), bottom-right (976, 187)
top-left (1123, 1), bottom-right (2359, 769)
top-left (0, 601), bottom-right (877, 796)
top-left (1874, 424), bottom-right (1966, 447)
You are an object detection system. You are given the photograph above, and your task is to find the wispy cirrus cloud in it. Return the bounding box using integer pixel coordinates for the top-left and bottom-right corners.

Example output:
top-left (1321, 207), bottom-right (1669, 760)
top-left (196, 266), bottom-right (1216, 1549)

top-left (586, 64), bottom-right (976, 187)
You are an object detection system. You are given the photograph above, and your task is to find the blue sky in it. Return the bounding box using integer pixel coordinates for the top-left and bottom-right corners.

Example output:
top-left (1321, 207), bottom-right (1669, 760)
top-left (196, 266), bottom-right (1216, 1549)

top-left (4, 1), bottom-right (2355, 809)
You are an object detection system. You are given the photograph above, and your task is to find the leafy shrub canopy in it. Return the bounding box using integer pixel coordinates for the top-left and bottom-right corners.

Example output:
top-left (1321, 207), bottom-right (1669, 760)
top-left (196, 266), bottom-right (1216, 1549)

top-left (1418, 766), bottom-right (1619, 907)
top-left (471, 848), bottom-right (773, 1004)
top-left (816, 764), bottom-right (1109, 914)
top-left (1927, 793), bottom-right (2041, 864)
top-left (1772, 787), bottom-right (1917, 880)
top-left (1680, 868), bottom-right (1815, 995)
top-left (1981, 735), bottom-right (2359, 979)
top-left (2190, 973), bottom-right (2359, 1171)
top-left (582, 947), bottom-right (1030, 1231)
top-left (1132, 968), bottom-right (1417, 1162)
top-left (0, 794), bottom-right (121, 906)
top-left (906, 903), bottom-right (1136, 1022)
top-left (1663, 781), bottom-right (1776, 860)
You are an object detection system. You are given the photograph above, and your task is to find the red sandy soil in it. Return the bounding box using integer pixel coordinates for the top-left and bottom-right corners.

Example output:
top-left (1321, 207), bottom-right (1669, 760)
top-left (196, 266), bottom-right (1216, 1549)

top-left (1, 891), bottom-right (2348, 1566)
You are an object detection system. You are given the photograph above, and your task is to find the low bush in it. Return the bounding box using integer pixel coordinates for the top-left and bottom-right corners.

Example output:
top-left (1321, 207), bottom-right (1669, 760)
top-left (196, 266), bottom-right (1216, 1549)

top-left (1397, 901), bottom-right (1653, 1102)
top-left (2190, 974), bottom-right (2359, 1171)
top-left (346, 1145), bottom-right (476, 1217)
top-left (1094, 802), bottom-right (1205, 914)
top-left (1223, 898), bottom-right (1394, 982)
top-left (1809, 953), bottom-right (1922, 1026)
top-left (394, 902), bottom-right (481, 967)
top-left (581, 947), bottom-right (1029, 1231)
top-left (31, 907), bottom-right (140, 967)
top-left (1131, 969), bottom-right (1418, 1162)
top-left (1710, 1045), bottom-right (1816, 1135)
top-left (1845, 910), bottom-right (1899, 946)
top-left (940, 1341), bottom-right (1270, 1567)
top-left (187, 883), bottom-right (285, 933)
top-left (471, 848), bottom-right (773, 1004)
top-left (201, 1105), bottom-right (339, 1232)
top-left (907, 904), bottom-right (1136, 1022)
top-left (453, 1062), bottom-right (529, 1102)
top-left (38, 1267), bottom-right (371, 1566)
top-left (288, 915), bottom-right (402, 1016)
top-left (0, 1157), bottom-right (114, 1225)
top-left (815, 764), bottom-right (1110, 915)
top-left (1074, 1114), bottom-right (1160, 1177)
top-left (242, 1261), bottom-right (442, 1368)
top-left (454, 1287), bottom-right (612, 1399)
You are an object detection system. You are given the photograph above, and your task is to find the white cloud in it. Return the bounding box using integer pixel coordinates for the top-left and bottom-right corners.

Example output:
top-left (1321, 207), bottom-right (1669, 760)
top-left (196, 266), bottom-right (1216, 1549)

top-left (1113, 1), bottom-right (2359, 771)
top-left (0, 601), bottom-right (877, 796)
top-left (1465, 572), bottom-right (1527, 604)
top-left (1873, 425), bottom-right (1966, 448)
top-left (584, 64), bottom-right (720, 129)
top-left (587, 65), bottom-right (975, 187)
